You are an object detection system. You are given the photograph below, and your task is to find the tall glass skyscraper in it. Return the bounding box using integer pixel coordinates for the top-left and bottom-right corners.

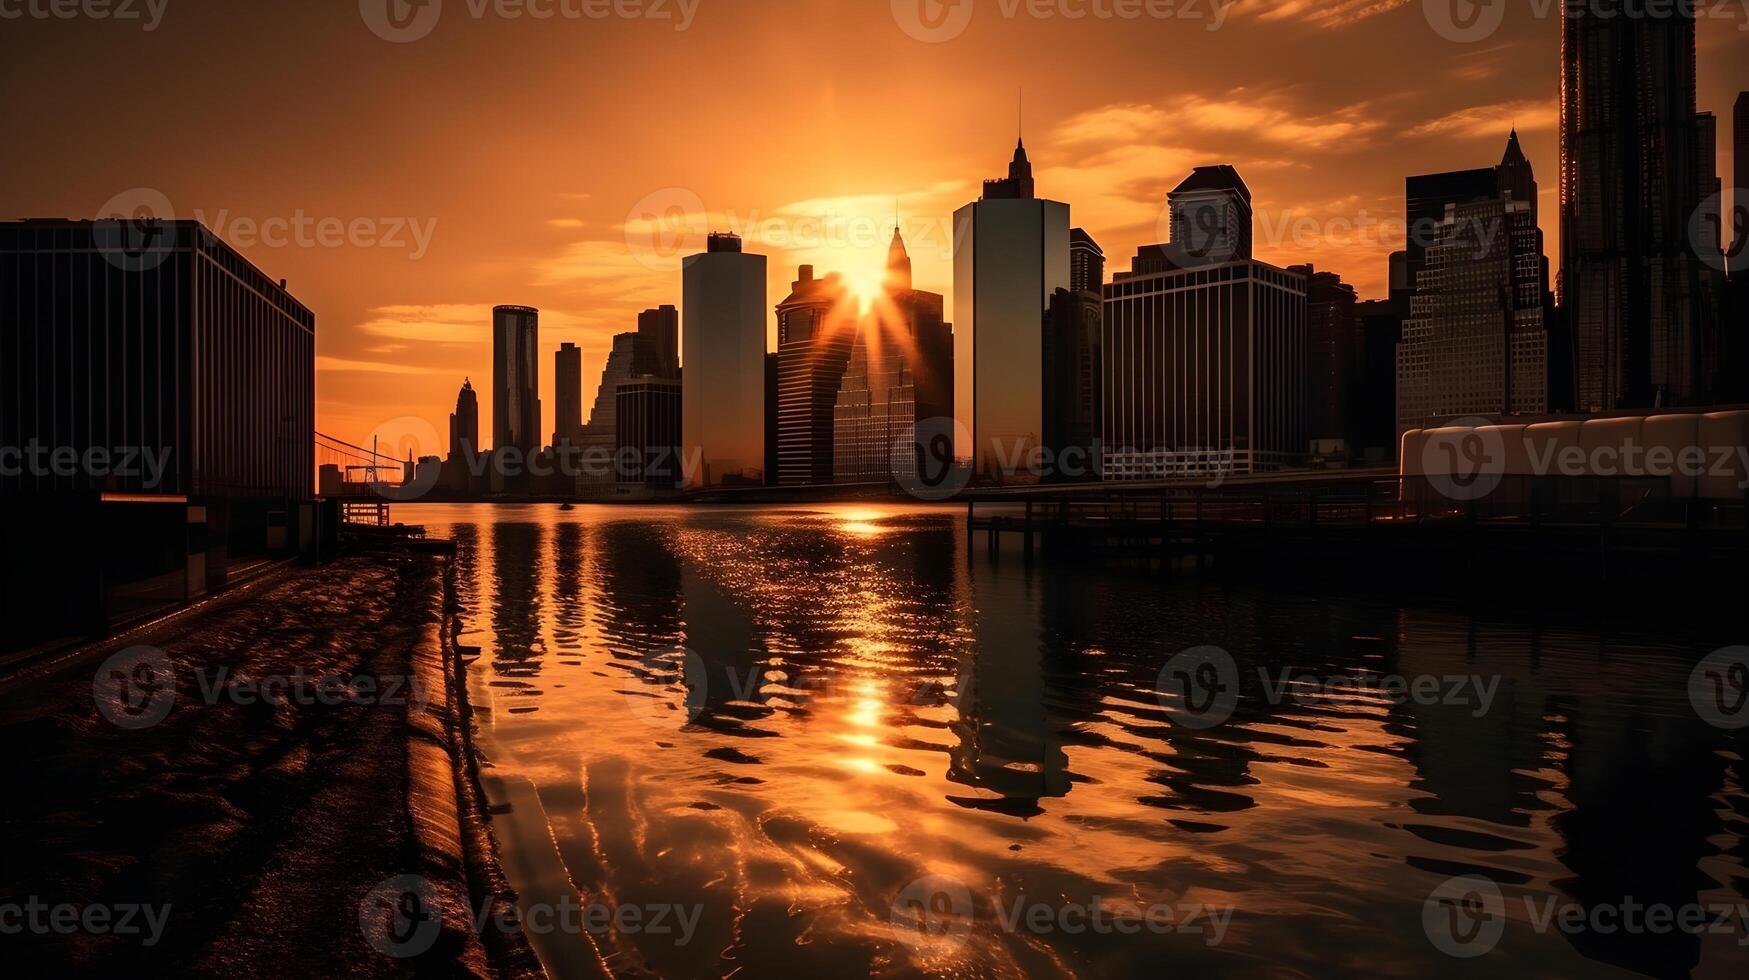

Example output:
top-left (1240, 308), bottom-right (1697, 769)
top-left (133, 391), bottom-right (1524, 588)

top-left (952, 139), bottom-right (1070, 482)
top-left (492, 305), bottom-right (540, 458)
top-left (681, 233), bottom-right (767, 486)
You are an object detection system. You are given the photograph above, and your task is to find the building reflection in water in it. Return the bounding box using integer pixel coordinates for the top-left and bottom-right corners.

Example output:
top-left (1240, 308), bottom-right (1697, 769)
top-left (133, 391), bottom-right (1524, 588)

top-left (398, 503), bottom-right (1749, 979)
top-left (947, 562), bottom-right (1070, 816)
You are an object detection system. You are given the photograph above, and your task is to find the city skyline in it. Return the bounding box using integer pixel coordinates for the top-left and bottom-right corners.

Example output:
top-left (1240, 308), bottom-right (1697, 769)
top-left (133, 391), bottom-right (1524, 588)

top-left (8, 2), bottom-right (1746, 447)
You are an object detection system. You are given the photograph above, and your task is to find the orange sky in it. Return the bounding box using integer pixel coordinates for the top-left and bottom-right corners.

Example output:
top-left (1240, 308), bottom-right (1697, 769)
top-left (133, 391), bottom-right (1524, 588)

top-left (5, 0), bottom-right (1747, 455)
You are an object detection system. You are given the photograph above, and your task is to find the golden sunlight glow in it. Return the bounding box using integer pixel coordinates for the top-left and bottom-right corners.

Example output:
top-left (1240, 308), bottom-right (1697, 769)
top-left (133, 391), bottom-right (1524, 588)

top-left (844, 267), bottom-right (885, 314)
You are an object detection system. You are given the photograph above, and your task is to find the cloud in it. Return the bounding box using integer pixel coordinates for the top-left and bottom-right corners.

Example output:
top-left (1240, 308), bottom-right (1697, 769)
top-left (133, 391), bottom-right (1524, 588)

top-left (1252, 0), bottom-right (1412, 27)
top-left (1405, 100), bottom-right (1558, 139)
top-left (316, 355), bottom-right (447, 375)
top-left (547, 218), bottom-right (585, 229)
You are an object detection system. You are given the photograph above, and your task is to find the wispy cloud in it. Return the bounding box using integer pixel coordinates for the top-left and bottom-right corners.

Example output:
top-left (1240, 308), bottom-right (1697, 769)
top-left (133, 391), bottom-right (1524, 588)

top-left (1405, 99), bottom-right (1558, 139)
top-left (1253, 0), bottom-right (1412, 27)
top-left (316, 355), bottom-right (447, 375)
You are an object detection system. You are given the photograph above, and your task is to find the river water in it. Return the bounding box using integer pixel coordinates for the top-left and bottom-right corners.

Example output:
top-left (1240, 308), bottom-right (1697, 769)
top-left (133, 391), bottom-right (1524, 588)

top-left (401, 502), bottom-right (1749, 979)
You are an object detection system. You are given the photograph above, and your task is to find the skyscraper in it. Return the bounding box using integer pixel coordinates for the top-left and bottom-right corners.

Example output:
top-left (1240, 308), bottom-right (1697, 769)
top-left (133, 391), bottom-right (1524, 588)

top-left (1287, 265), bottom-right (1361, 460)
top-left (1736, 93), bottom-right (1749, 257)
top-left (1561, 6), bottom-right (1713, 409)
top-left (681, 232), bottom-right (767, 486)
top-left (1069, 227), bottom-right (1104, 294)
top-left (1398, 133), bottom-right (1551, 433)
top-left (834, 229), bottom-right (953, 485)
top-left (448, 378), bottom-right (479, 462)
top-left (579, 331), bottom-right (643, 477)
top-left (446, 377), bottom-right (481, 496)
top-left (775, 265), bottom-right (856, 486)
top-left (1166, 165), bottom-right (1252, 265)
top-left (1103, 168), bottom-right (1307, 479)
top-left (492, 305), bottom-right (540, 460)
top-left (1043, 287), bottom-right (1101, 481)
top-left (616, 378), bottom-right (683, 489)
top-left (953, 138), bottom-right (1070, 482)
top-left (637, 304), bottom-right (680, 379)
top-left (552, 342), bottom-right (584, 450)
top-left (1405, 167), bottom-right (1496, 289)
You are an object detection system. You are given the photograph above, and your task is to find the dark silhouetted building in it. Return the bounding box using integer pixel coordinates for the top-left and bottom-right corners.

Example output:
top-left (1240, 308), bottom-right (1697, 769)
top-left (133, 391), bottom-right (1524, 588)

top-left (553, 342), bottom-right (584, 450)
top-left (775, 265), bottom-right (856, 485)
top-left (1069, 227), bottom-right (1104, 294)
top-left (1287, 264), bottom-right (1360, 462)
top-left (954, 138), bottom-right (1070, 482)
top-left (492, 304), bottom-right (540, 479)
top-left (446, 378), bottom-right (481, 494)
top-left (1399, 132), bottom-right (1553, 433)
top-left (616, 378), bottom-right (683, 489)
top-left (1104, 171), bottom-right (1307, 478)
top-left (834, 229), bottom-right (953, 484)
top-left (1043, 287), bottom-right (1101, 481)
top-left (682, 232), bottom-right (766, 486)
top-left (1, 218), bottom-right (314, 649)
top-left (1561, 5), bottom-right (1716, 410)
top-left (1406, 167), bottom-right (1496, 288)
top-left (637, 304), bottom-right (679, 379)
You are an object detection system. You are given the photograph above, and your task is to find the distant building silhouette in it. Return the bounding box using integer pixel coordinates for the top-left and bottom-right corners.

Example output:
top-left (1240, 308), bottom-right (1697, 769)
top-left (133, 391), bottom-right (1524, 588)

top-left (1043, 287), bottom-right (1101, 481)
top-left (492, 305), bottom-right (540, 491)
top-left (637, 304), bottom-right (680, 379)
top-left (1398, 132), bottom-right (1554, 433)
top-left (1104, 168), bottom-right (1307, 478)
top-left (1355, 251), bottom-right (1410, 461)
top-left (1069, 227), bottom-right (1104, 294)
top-left (834, 229), bottom-right (953, 484)
top-left (1561, 6), bottom-right (1719, 409)
top-left (1287, 265), bottom-right (1361, 463)
top-left (552, 342), bottom-right (585, 450)
top-left (616, 378), bottom-right (683, 489)
top-left (954, 137), bottom-right (1070, 482)
top-left (681, 233), bottom-right (766, 487)
top-left (446, 378), bottom-right (481, 494)
top-left (1, 218), bottom-right (314, 650)
top-left (775, 265), bottom-right (856, 485)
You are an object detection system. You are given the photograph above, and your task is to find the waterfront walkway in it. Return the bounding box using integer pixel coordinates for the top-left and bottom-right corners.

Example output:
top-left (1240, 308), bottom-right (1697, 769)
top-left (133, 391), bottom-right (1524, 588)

top-left (0, 550), bottom-right (518, 976)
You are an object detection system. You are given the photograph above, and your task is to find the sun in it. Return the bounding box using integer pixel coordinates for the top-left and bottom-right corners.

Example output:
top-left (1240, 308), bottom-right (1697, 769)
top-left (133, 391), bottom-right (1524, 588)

top-left (843, 266), bottom-right (885, 314)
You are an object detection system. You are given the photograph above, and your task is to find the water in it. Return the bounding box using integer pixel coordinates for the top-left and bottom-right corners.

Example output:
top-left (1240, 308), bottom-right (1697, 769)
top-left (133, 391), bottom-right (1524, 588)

top-left (401, 502), bottom-right (1749, 979)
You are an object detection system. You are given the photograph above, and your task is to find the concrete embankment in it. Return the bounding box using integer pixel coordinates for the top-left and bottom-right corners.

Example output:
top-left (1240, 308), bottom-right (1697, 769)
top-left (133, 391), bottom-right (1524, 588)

top-left (0, 543), bottom-right (541, 978)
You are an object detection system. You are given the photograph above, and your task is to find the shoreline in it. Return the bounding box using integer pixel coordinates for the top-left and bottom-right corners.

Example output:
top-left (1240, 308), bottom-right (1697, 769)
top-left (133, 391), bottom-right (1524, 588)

top-left (0, 540), bottom-right (544, 978)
